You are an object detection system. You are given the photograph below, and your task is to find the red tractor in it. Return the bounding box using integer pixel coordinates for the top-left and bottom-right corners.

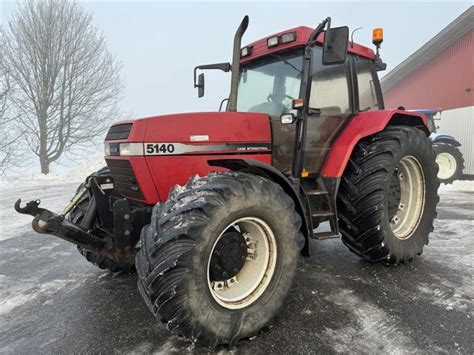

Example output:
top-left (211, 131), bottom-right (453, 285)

top-left (16, 16), bottom-right (439, 346)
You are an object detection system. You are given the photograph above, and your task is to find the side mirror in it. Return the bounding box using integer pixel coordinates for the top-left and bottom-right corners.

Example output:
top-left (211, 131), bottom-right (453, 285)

top-left (281, 113), bottom-right (295, 125)
top-left (322, 26), bottom-right (349, 65)
top-left (197, 73), bottom-right (205, 98)
top-left (193, 62), bottom-right (231, 98)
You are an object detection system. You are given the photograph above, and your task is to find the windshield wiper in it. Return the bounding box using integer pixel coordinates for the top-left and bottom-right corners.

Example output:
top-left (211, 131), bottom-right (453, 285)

top-left (268, 55), bottom-right (303, 76)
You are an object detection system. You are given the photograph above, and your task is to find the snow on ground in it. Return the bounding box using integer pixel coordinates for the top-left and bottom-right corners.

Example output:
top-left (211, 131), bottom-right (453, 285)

top-left (0, 167), bottom-right (473, 353)
top-left (0, 159), bottom-right (106, 242)
top-left (439, 179), bottom-right (474, 192)
top-left (0, 158), bottom-right (106, 189)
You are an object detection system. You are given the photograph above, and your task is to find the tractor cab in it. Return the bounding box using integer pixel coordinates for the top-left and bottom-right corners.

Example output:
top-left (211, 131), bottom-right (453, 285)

top-left (195, 20), bottom-right (385, 175)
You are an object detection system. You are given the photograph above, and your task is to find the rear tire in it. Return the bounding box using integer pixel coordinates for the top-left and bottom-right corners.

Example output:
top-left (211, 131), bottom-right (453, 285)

top-left (433, 143), bottom-right (464, 184)
top-left (337, 126), bottom-right (439, 264)
top-left (136, 172), bottom-right (304, 346)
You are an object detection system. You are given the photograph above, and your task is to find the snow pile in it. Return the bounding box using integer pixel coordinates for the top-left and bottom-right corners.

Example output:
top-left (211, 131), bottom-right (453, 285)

top-left (1, 158), bottom-right (106, 189)
top-left (439, 180), bottom-right (474, 192)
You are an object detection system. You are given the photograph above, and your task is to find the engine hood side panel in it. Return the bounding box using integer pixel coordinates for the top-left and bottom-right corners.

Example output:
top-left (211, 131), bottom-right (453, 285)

top-left (120, 112), bottom-right (272, 204)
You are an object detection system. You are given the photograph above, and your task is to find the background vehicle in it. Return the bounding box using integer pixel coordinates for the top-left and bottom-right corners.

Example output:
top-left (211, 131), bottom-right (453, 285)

top-left (15, 16), bottom-right (439, 346)
top-left (414, 109), bottom-right (465, 184)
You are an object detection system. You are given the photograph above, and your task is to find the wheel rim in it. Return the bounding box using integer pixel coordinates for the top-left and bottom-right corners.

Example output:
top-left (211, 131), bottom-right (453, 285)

top-left (207, 217), bottom-right (277, 309)
top-left (388, 156), bottom-right (426, 240)
top-left (436, 152), bottom-right (457, 180)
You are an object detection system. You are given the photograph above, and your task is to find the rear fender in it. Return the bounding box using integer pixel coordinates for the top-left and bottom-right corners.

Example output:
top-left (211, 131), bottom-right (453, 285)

top-left (209, 159), bottom-right (311, 256)
top-left (321, 110), bottom-right (430, 178)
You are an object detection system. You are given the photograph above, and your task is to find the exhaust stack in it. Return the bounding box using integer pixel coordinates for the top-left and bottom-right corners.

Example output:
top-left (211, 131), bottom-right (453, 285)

top-left (228, 15), bottom-right (249, 112)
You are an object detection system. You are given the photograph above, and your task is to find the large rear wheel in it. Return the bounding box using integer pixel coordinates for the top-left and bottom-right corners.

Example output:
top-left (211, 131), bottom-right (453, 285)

top-left (136, 172), bottom-right (304, 346)
top-left (337, 126), bottom-right (439, 264)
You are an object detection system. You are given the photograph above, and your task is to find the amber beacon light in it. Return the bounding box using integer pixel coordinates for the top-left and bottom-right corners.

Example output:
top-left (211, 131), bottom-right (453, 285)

top-left (372, 28), bottom-right (384, 46)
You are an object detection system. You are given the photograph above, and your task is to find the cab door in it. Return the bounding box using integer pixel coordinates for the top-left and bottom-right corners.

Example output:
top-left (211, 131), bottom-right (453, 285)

top-left (303, 46), bottom-right (353, 174)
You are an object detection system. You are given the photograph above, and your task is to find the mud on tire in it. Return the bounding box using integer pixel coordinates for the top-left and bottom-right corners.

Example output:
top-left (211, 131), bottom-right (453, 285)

top-left (337, 126), bottom-right (439, 264)
top-left (135, 172), bottom-right (304, 346)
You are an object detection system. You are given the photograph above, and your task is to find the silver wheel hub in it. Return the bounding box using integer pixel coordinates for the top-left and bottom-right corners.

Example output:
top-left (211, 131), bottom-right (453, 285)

top-left (436, 152), bottom-right (457, 180)
top-left (389, 156), bottom-right (426, 240)
top-left (207, 217), bottom-right (277, 309)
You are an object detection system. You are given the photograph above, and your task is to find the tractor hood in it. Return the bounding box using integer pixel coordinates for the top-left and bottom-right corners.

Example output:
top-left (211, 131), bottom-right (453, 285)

top-left (106, 112), bottom-right (271, 148)
top-left (104, 112), bottom-right (273, 204)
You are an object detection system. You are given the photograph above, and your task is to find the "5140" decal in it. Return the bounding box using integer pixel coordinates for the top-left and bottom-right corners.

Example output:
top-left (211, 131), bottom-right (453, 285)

top-left (145, 143), bottom-right (175, 154)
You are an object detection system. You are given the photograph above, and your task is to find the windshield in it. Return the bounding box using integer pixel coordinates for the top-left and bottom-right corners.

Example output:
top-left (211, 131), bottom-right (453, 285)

top-left (236, 51), bottom-right (303, 117)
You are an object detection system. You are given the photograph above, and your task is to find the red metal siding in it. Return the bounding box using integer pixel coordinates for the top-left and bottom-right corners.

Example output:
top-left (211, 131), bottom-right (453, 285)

top-left (384, 30), bottom-right (474, 110)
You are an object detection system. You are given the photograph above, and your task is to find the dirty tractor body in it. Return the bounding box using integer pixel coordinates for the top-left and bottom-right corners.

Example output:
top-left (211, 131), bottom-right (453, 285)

top-left (16, 16), bottom-right (439, 346)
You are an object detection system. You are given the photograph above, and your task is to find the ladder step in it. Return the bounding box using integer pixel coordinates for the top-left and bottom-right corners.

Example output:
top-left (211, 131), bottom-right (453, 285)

top-left (312, 211), bottom-right (334, 218)
top-left (306, 189), bottom-right (328, 196)
top-left (313, 231), bottom-right (340, 240)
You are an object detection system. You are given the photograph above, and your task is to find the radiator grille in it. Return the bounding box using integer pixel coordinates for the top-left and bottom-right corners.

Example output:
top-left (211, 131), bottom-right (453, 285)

top-left (106, 159), bottom-right (144, 200)
top-left (105, 123), bottom-right (132, 141)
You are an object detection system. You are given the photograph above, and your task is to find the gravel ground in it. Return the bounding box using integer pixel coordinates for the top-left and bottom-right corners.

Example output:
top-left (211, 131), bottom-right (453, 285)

top-left (0, 180), bottom-right (473, 354)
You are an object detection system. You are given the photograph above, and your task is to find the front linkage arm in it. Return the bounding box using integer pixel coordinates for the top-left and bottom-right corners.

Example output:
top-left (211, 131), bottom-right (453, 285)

top-left (14, 177), bottom-right (114, 258)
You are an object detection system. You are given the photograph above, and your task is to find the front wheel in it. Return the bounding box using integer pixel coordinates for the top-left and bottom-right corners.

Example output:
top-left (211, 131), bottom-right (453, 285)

top-left (337, 126), bottom-right (439, 264)
top-left (135, 172), bottom-right (304, 346)
top-left (433, 143), bottom-right (464, 184)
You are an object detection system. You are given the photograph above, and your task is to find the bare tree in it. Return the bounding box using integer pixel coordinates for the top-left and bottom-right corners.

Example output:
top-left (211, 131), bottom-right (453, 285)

top-left (3, 0), bottom-right (122, 174)
top-left (0, 28), bottom-right (24, 175)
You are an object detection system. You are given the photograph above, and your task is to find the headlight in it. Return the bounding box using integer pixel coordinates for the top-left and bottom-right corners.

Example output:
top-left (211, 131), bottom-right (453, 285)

top-left (104, 142), bottom-right (111, 156)
top-left (104, 142), bottom-right (143, 156)
top-left (119, 143), bottom-right (131, 156)
top-left (119, 143), bottom-right (144, 156)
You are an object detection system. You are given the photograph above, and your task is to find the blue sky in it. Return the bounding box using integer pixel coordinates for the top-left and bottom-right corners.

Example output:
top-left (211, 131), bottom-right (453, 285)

top-left (2, 1), bottom-right (471, 119)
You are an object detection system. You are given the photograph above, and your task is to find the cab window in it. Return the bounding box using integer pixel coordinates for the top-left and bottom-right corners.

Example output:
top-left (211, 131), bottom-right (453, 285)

top-left (355, 56), bottom-right (379, 111)
top-left (308, 47), bottom-right (351, 116)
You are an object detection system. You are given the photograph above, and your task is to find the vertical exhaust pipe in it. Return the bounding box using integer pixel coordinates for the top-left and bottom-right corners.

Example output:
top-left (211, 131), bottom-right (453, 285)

top-left (228, 15), bottom-right (249, 112)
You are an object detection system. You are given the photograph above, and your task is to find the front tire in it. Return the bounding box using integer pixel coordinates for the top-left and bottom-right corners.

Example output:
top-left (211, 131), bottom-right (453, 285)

top-left (136, 172), bottom-right (304, 346)
top-left (337, 126), bottom-right (439, 264)
top-left (433, 143), bottom-right (464, 184)
top-left (68, 188), bottom-right (135, 273)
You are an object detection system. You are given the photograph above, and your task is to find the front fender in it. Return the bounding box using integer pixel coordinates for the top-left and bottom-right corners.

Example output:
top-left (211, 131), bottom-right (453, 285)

top-left (321, 110), bottom-right (429, 178)
top-left (430, 133), bottom-right (461, 147)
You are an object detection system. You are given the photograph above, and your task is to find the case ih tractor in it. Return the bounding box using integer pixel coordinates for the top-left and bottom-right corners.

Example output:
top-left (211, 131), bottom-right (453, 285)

top-left (15, 16), bottom-right (439, 346)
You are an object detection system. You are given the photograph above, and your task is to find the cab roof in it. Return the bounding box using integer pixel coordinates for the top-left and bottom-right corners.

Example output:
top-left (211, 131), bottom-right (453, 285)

top-left (241, 26), bottom-right (375, 65)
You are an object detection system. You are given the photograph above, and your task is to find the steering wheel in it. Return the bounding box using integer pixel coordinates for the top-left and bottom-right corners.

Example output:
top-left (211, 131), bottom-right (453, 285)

top-left (267, 93), bottom-right (295, 103)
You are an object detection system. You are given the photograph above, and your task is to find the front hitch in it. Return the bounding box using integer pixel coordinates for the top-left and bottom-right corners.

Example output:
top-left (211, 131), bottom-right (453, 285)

top-left (15, 198), bottom-right (110, 252)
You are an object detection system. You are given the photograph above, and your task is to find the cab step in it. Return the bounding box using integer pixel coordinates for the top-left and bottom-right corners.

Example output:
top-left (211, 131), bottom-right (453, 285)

top-left (312, 231), bottom-right (340, 240)
top-left (306, 189), bottom-right (328, 196)
top-left (311, 211), bottom-right (334, 218)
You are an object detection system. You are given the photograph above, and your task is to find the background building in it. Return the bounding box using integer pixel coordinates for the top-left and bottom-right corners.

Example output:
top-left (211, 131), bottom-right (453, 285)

top-left (381, 6), bottom-right (473, 175)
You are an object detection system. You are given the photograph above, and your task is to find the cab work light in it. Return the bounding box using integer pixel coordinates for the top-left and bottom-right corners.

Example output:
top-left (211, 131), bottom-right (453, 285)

top-left (267, 32), bottom-right (297, 48)
top-left (281, 32), bottom-right (296, 44)
top-left (267, 36), bottom-right (279, 48)
top-left (241, 46), bottom-right (252, 57)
